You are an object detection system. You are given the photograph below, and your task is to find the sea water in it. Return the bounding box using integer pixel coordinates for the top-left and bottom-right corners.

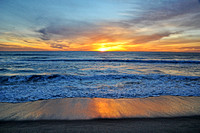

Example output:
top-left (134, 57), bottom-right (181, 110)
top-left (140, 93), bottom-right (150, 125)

top-left (0, 51), bottom-right (199, 103)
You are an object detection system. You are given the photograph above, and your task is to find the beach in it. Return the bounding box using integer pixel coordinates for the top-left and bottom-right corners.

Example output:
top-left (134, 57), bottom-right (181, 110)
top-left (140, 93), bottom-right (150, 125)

top-left (0, 96), bottom-right (200, 132)
top-left (1, 0), bottom-right (200, 132)
top-left (1, 96), bottom-right (200, 120)
top-left (0, 52), bottom-right (200, 132)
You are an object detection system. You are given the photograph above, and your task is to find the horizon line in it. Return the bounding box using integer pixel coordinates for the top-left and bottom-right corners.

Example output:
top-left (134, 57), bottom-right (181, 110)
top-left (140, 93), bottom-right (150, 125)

top-left (0, 51), bottom-right (200, 53)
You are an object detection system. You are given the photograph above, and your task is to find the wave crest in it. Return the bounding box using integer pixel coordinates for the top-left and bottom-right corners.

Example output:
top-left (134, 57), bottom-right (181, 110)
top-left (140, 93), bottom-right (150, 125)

top-left (1, 74), bottom-right (199, 84)
top-left (23, 59), bottom-right (200, 64)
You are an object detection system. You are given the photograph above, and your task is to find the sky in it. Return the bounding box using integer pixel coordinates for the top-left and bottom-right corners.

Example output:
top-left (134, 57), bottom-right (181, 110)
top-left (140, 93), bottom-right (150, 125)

top-left (0, 0), bottom-right (200, 52)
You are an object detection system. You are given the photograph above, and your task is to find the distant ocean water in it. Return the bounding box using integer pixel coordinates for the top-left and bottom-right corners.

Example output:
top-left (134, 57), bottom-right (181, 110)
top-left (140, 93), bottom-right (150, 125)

top-left (0, 51), bottom-right (200, 103)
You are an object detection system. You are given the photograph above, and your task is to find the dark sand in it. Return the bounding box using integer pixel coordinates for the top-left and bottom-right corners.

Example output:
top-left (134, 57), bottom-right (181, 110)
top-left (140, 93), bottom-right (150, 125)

top-left (0, 116), bottom-right (200, 133)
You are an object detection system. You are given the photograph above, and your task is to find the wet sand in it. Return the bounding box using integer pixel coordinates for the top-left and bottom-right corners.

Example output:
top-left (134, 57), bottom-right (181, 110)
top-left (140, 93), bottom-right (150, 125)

top-left (0, 116), bottom-right (200, 133)
top-left (0, 96), bottom-right (200, 132)
top-left (1, 96), bottom-right (200, 120)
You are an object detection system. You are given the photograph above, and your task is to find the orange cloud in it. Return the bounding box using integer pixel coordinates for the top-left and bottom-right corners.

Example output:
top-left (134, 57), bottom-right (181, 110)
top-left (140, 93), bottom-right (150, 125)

top-left (1, 21), bottom-right (200, 52)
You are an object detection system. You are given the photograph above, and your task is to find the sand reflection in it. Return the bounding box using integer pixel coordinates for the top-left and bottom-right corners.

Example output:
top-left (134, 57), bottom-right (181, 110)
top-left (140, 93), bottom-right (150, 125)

top-left (0, 96), bottom-right (200, 120)
top-left (93, 96), bottom-right (200, 118)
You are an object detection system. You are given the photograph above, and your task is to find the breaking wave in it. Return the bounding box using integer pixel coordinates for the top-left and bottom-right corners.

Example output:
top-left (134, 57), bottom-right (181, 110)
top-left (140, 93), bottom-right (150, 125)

top-left (1, 74), bottom-right (199, 84)
top-left (1, 74), bottom-right (200, 103)
top-left (22, 59), bottom-right (200, 64)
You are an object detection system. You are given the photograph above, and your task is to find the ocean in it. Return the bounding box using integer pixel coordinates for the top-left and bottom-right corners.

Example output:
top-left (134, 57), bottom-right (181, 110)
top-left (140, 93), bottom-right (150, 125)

top-left (0, 51), bottom-right (199, 103)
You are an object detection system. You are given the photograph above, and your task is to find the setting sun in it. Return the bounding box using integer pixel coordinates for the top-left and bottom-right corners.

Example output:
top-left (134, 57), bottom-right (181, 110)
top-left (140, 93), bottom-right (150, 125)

top-left (98, 47), bottom-right (108, 52)
top-left (96, 42), bottom-right (128, 52)
top-left (0, 0), bottom-right (200, 132)
top-left (0, 0), bottom-right (199, 52)
top-left (97, 46), bottom-right (125, 52)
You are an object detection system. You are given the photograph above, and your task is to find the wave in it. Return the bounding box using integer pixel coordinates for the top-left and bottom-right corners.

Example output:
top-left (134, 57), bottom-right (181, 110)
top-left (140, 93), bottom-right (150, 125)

top-left (0, 74), bottom-right (67, 83)
top-left (0, 53), bottom-right (50, 56)
top-left (1, 74), bottom-right (199, 84)
top-left (1, 74), bottom-right (199, 103)
top-left (0, 69), bottom-right (10, 72)
top-left (23, 59), bottom-right (200, 64)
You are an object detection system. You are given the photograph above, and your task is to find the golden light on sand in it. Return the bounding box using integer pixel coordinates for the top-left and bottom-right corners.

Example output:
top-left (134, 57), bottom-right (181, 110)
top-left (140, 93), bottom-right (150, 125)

top-left (0, 96), bottom-right (200, 120)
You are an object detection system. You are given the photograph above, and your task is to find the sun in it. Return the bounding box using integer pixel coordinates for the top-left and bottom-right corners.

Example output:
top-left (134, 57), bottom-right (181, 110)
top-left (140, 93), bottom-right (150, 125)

top-left (98, 47), bottom-right (108, 52)
top-left (96, 42), bottom-right (128, 52)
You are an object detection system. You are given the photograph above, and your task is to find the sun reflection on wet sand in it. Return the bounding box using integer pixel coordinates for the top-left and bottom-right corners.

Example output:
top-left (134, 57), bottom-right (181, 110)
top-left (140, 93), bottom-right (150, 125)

top-left (93, 96), bottom-right (197, 118)
top-left (0, 96), bottom-right (200, 120)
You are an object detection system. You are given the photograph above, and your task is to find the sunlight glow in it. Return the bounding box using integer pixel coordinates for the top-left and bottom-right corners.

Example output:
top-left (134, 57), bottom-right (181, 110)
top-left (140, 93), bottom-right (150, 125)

top-left (96, 41), bottom-right (128, 52)
top-left (98, 47), bottom-right (109, 52)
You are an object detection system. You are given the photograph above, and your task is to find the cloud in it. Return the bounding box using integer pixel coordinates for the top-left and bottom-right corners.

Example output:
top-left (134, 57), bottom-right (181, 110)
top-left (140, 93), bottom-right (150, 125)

top-left (1, 0), bottom-right (200, 51)
top-left (0, 44), bottom-right (45, 51)
top-left (111, 0), bottom-right (200, 46)
top-left (128, 0), bottom-right (200, 22)
top-left (180, 46), bottom-right (200, 52)
top-left (178, 13), bottom-right (200, 29)
top-left (118, 0), bottom-right (200, 36)
top-left (50, 43), bottom-right (69, 49)
top-left (132, 32), bottom-right (174, 44)
top-left (37, 28), bottom-right (50, 40)
top-left (36, 20), bottom-right (99, 41)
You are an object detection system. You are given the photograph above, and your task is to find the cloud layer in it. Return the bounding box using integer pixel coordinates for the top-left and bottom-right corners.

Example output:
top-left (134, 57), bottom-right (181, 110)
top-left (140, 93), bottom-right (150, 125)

top-left (0, 0), bottom-right (200, 52)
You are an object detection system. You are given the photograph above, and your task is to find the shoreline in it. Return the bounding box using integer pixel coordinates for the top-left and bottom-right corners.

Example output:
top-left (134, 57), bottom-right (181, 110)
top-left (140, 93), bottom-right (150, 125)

top-left (1, 115), bottom-right (200, 122)
top-left (0, 96), bottom-right (200, 120)
top-left (0, 96), bottom-right (200, 132)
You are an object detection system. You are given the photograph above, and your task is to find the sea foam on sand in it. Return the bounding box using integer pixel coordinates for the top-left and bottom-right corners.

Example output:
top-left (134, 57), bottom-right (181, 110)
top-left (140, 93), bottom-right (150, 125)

top-left (0, 96), bottom-right (200, 120)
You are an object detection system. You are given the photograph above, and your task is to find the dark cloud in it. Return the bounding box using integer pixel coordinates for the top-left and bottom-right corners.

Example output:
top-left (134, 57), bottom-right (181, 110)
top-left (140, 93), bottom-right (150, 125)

top-left (22, 40), bottom-right (37, 44)
top-left (118, 0), bottom-right (200, 34)
top-left (110, 0), bottom-right (200, 45)
top-left (132, 32), bottom-right (174, 44)
top-left (37, 28), bottom-right (50, 40)
top-left (0, 44), bottom-right (45, 51)
top-left (36, 20), bottom-right (99, 40)
top-left (178, 13), bottom-right (200, 29)
top-left (128, 0), bottom-right (200, 22)
top-left (30, 0), bottom-right (200, 48)
top-left (50, 43), bottom-right (69, 49)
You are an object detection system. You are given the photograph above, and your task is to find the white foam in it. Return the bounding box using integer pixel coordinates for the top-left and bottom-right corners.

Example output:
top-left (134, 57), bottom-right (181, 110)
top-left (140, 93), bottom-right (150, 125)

top-left (0, 74), bottom-right (200, 102)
